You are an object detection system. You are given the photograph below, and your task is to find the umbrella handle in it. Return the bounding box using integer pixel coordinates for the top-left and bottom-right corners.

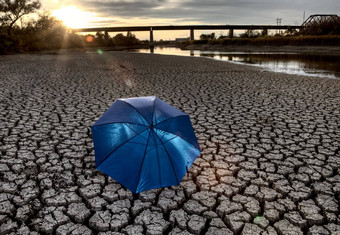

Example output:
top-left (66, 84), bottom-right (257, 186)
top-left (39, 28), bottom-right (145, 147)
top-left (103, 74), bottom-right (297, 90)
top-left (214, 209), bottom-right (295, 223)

top-left (186, 164), bottom-right (189, 177)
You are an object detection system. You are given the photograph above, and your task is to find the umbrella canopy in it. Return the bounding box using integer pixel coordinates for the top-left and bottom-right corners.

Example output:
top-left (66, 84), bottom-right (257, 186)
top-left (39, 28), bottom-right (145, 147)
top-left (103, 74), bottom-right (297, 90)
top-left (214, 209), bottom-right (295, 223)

top-left (91, 96), bottom-right (201, 194)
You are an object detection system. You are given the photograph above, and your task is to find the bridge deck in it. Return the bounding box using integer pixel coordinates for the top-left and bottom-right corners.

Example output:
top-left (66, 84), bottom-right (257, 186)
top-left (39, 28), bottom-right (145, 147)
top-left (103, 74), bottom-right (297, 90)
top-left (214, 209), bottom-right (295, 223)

top-left (73, 25), bottom-right (302, 32)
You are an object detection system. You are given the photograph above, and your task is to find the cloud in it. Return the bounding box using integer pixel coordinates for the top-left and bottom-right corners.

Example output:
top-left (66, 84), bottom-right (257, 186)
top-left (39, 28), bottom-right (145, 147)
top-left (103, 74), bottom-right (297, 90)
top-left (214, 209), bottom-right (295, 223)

top-left (82, 0), bottom-right (168, 16)
top-left (52, 0), bottom-right (340, 26)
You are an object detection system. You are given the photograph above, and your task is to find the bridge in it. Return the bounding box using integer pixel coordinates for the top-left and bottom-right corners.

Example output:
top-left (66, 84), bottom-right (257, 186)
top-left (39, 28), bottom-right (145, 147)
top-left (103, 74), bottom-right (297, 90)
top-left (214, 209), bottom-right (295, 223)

top-left (72, 24), bottom-right (303, 45)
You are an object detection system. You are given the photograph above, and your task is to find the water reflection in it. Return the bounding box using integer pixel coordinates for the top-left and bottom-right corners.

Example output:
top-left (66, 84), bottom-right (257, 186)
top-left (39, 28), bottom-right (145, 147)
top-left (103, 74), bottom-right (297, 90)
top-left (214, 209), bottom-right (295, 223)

top-left (134, 47), bottom-right (340, 79)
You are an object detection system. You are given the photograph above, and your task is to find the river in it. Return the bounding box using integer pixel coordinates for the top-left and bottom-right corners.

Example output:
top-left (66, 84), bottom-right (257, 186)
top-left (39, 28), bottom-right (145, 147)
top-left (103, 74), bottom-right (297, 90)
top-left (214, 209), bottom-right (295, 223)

top-left (131, 47), bottom-right (340, 79)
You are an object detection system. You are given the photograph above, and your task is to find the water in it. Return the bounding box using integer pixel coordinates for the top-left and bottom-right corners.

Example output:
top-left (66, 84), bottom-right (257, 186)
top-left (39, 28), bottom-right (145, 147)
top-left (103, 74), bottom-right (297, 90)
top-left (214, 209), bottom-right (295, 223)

top-left (132, 47), bottom-right (340, 79)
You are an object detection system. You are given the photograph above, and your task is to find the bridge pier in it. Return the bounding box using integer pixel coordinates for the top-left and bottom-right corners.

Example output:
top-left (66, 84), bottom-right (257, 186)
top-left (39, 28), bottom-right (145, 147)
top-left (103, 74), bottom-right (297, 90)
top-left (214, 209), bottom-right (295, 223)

top-left (229, 29), bottom-right (234, 38)
top-left (262, 28), bottom-right (268, 36)
top-left (190, 29), bottom-right (194, 40)
top-left (150, 27), bottom-right (154, 47)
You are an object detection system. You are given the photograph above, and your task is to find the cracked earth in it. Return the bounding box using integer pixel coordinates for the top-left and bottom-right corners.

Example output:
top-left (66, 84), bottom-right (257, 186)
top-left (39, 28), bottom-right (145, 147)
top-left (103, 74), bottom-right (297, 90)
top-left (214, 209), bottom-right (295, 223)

top-left (0, 51), bottom-right (339, 234)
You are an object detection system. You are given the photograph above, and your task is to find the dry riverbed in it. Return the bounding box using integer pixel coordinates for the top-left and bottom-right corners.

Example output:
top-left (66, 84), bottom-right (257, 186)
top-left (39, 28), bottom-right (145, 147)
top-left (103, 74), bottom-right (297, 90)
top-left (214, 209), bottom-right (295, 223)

top-left (0, 51), bottom-right (339, 234)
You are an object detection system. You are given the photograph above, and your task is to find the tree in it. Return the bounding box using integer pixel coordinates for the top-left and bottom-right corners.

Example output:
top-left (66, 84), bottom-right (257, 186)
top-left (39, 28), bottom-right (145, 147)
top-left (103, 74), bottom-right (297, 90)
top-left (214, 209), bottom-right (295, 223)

top-left (239, 29), bottom-right (260, 38)
top-left (96, 31), bottom-right (104, 41)
top-left (200, 33), bottom-right (215, 40)
top-left (33, 12), bottom-right (62, 31)
top-left (0, 0), bottom-right (41, 35)
top-left (112, 32), bottom-right (140, 46)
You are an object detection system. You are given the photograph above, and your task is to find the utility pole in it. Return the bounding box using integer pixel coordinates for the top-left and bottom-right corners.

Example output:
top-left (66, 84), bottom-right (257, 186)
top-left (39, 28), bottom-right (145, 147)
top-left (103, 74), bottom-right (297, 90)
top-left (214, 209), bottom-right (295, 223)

top-left (303, 11), bottom-right (305, 24)
top-left (276, 18), bottom-right (282, 34)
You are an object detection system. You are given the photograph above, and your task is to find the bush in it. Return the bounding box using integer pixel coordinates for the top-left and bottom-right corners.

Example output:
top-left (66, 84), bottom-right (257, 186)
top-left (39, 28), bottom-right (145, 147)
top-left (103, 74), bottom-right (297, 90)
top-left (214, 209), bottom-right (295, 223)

top-left (239, 30), bottom-right (260, 38)
top-left (200, 33), bottom-right (215, 40)
top-left (111, 32), bottom-right (140, 46)
top-left (0, 34), bottom-right (18, 54)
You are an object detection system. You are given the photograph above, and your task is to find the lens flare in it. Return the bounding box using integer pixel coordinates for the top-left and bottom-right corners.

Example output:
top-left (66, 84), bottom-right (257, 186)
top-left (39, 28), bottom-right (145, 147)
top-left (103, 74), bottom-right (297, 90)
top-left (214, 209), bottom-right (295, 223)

top-left (86, 35), bottom-right (95, 43)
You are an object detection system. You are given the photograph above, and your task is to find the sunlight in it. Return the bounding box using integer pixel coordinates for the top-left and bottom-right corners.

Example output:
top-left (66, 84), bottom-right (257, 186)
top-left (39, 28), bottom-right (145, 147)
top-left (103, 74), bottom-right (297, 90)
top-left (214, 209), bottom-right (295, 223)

top-left (52, 6), bottom-right (95, 28)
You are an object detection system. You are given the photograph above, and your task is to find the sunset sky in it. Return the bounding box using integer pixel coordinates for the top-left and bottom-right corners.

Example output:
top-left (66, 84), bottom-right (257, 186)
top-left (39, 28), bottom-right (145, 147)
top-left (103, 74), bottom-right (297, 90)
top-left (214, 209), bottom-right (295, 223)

top-left (42, 0), bottom-right (340, 40)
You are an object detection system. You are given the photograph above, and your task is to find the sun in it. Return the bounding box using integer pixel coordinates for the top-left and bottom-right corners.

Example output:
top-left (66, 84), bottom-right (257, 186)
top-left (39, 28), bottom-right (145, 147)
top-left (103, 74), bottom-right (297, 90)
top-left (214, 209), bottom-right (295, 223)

top-left (52, 6), bottom-right (94, 28)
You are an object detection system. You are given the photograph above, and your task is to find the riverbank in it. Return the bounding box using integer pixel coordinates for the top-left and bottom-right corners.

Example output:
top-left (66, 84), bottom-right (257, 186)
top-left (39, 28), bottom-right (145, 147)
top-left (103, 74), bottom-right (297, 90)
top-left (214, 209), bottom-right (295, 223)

top-left (9, 42), bottom-right (340, 57)
top-left (17, 44), bottom-right (150, 55)
top-left (0, 51), bottom-right (339, 234)
top-left (181, 44), bottom-right (340, 55)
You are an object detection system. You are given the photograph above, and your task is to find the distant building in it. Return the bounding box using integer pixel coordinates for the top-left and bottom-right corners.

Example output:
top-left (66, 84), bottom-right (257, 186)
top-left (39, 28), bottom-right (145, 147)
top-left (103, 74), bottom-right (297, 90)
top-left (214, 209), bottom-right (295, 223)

top-left (175, 37), bottom-right (190, 42)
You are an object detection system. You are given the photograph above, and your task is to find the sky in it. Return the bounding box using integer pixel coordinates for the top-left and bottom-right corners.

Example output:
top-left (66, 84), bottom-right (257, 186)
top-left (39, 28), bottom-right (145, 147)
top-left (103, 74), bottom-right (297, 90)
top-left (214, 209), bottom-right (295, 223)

top-left (42, 0), bottom-right (340, 39)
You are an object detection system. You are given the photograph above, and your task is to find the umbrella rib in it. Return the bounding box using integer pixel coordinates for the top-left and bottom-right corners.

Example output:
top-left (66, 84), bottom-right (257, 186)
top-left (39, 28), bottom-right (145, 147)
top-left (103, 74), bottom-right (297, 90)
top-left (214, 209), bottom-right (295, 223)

top-left (154, 127), bottom-right (200, 150)
top-left (161, 135), bottom-right (179, 144)
top-left (120, 100), bottom-right (150, 125)
top-left (135, 129), bottom-right (152, 193)
top-left (154, 115), bottom-right (188, 126)
top-left (123, 123), bottom-right (148, 141)
top-left (159, 118), bottom-right (173, 141)
top-left (96, 127), bottom-right (149, 168)
top-left (127, 141), bottom-right (147, 145)
top-left (153, 130), bottom-right (179, 185)
top-left (151, 130), bottom-right (162, 187)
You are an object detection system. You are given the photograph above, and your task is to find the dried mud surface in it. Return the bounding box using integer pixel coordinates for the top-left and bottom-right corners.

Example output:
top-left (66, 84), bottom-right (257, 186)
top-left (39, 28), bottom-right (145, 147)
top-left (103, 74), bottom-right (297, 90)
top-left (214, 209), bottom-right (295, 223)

top-left (0, 52), bottom-right (339, 235)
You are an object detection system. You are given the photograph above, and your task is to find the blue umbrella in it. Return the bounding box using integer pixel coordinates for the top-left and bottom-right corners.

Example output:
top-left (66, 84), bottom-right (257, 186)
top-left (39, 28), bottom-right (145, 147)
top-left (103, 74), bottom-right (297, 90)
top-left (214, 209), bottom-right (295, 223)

top-left (91, 96), bottom-right (201, 194)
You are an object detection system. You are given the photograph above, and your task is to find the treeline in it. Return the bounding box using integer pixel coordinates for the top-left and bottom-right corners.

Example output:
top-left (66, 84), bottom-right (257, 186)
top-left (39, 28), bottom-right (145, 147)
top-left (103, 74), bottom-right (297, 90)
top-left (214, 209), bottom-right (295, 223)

top-left (0, 0), bottom-right (141, 54)
top-left (193, 17), bottom-right (340, 46)
top-left (93, 31), bottom-right (140, 47)
top-left (190, 35), bottom-right (340, 46)
top-left (0, 13), bottom-right (142, 54)
top-left (1, 13), bottom-right (80, 53)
